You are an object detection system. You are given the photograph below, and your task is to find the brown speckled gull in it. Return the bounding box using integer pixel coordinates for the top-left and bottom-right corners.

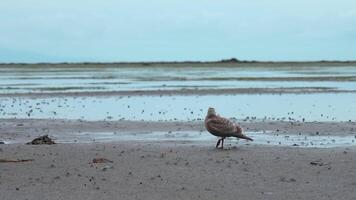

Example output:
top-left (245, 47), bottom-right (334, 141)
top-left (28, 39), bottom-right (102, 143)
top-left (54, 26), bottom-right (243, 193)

top-left (205, 107), bottom-right (253, 148)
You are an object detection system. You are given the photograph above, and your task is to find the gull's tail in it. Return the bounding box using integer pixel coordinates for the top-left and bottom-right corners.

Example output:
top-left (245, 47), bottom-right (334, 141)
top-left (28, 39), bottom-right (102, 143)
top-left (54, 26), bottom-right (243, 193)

top-left (237, 134), bottom-right (253, 141)
top-left (235, 125), bottom-right (253, 141)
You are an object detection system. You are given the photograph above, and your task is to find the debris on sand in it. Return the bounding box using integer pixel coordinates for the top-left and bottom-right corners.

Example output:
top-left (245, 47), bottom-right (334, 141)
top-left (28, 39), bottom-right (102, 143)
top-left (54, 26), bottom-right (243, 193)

top-left (91, 158), bottom-right (114, 164)
top-left (310, 159), bottom-right (328, 166)
top-left (101, 165), bottom-right (114, 171)
top-left (279, 177), bottom-right (297, 183)
top-left (0, 159), bottom-right (34, 163)
top-left (26, 135), bottom-right (56, 145)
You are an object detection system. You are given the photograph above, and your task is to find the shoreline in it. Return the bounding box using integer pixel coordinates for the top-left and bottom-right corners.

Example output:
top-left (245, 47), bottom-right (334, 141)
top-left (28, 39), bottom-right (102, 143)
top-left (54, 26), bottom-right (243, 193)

top-left (2, 118), bottom-right (356, 135)
top-left (1, 118), bottom-right (355, 146)
top-left (0, 118), bottom-right (356, 135)
top-left (1, 87), bottom-right (355, 98)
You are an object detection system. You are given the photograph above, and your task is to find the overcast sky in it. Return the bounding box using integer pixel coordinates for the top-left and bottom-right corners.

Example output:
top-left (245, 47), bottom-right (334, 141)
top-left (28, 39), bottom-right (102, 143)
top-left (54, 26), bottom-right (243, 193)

top-left (0, 0), bottom-right (355, 63)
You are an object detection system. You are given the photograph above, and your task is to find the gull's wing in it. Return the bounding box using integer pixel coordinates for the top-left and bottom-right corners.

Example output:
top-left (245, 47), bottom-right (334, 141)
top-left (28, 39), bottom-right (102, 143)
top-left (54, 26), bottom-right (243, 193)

top-left (205, 116), bottom-right (236, 136)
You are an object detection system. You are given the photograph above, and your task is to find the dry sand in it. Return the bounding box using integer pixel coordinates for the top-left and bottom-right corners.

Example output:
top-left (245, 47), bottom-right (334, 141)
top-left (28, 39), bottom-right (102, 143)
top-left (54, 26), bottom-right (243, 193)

top-left (0, 142), bottom-right (355, 200)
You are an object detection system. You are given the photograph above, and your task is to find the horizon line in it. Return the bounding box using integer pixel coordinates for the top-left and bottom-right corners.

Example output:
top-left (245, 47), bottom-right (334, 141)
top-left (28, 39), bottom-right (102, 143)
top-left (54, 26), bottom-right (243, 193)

top-left (1, 58), bottom-right (356, 65)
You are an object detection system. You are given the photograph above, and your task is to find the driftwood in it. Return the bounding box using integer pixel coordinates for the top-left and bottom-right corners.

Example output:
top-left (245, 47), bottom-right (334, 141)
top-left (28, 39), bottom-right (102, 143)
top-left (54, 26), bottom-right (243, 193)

top-left (0, 159), bottom-right (34, 163)
top-left (91, 158), bottom-right (114, 164)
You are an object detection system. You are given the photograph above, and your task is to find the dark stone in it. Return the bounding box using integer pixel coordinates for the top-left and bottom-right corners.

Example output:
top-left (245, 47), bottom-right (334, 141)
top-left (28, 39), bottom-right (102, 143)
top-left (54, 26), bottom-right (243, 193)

top-left (310, 160), bottom-right (327, 166)
top-left (26, 135), bottom-right (56, 145)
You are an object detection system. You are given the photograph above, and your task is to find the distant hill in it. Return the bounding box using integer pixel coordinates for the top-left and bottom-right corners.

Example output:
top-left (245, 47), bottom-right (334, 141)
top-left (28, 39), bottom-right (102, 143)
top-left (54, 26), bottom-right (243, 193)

top-left (0, 54), bottom-right (355, 65)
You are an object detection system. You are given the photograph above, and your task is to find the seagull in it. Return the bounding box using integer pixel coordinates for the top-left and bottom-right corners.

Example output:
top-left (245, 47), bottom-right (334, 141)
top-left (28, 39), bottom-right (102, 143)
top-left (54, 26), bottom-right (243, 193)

top-left (205, 107), bottom-right (253, 149)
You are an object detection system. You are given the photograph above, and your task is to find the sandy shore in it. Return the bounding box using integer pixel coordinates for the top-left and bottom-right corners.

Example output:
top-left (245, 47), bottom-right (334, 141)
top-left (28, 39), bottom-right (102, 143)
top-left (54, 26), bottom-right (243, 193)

top-left (1, 118), bottom-right (356, 143)
top-left (0, 142), bottom-right (355, 200)
top-left (1, 118), bottom-right (355, 199)
top-left (1, 119), bottom-right (356, 199)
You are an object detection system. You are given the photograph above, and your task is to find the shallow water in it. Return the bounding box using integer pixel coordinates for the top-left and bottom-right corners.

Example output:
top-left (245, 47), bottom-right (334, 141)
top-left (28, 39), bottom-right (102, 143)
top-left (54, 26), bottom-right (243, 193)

top-left (1, 93), bottom-right (356, 122)
top-left (1, 65), bottom-right (356, 93)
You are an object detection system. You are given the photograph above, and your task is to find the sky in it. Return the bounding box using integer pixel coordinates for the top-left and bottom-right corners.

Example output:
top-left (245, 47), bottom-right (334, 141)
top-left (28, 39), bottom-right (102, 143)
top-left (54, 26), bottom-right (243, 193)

top-left (0, 0), bottom-right (356, 63)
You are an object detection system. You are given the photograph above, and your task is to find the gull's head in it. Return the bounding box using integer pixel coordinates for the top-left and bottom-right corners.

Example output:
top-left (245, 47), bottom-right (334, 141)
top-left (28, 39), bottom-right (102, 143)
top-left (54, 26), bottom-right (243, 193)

top-left (207, 107), bottom-right (216, 116)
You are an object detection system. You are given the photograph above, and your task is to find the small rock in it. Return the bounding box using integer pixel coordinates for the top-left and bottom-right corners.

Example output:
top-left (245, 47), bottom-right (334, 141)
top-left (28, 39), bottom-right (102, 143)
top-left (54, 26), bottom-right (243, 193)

top-left (310, 159), bottom-right (327, 166)
top-left (26, 135), bottom-right (55, 145)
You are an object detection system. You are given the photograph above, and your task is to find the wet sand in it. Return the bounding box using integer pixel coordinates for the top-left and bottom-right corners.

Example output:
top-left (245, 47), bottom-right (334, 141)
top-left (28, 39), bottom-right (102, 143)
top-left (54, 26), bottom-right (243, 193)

top-left (1, 142), bottom-right (356, 200)
top-left (1, 118), bottom-right (356, 141)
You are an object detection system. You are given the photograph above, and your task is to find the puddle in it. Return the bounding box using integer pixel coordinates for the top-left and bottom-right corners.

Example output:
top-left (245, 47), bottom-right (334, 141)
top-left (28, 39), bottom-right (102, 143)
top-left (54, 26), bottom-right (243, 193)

top-left (1, 93), bottom-right (356, 122)
top-left (4, 131), bottom-right (356, 148)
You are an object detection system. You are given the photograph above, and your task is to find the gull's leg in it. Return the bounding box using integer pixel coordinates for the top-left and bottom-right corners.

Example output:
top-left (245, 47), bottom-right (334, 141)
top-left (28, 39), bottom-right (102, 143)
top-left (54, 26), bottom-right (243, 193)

top-left (221, 137), bottom-right (225, 149)
top-left (216, 138), bottom-right (221, 148)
